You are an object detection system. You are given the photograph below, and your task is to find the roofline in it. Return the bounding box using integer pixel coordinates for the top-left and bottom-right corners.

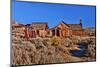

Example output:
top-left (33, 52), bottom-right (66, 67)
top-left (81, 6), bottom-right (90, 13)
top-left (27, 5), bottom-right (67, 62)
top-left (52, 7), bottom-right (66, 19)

top-left (32, 22), bottom-right (48, 24)
top-left (49, 21), bottom-right (70, 30)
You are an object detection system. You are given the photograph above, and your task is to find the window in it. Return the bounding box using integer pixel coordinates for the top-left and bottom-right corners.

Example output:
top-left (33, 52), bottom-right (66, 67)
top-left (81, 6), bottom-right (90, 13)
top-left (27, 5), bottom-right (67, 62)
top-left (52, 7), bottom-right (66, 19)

top-left (52, 30), bottom-right (55, 36)
top-left (57, 29), bottom-right (59, 36)
top-left (37, 30), bottom-right (39, 35)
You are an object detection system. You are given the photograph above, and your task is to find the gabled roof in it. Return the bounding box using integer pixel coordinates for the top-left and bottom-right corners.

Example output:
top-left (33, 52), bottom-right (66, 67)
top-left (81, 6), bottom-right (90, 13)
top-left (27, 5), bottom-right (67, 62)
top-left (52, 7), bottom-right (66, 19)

top-left (60, 21), bottom-right (70, 27)
top-left (12, 22), bottom-right (25, 28)
top-left (49, 21), bottom-right (82, 30)
top-left (32, 22), bottom-right (47, 24)
top-left (67, 24), bottom-right (82, 30)
top-left (31, 22), bottom-right (48, 30)
top-left (49, 21), bottom-right (70, 30)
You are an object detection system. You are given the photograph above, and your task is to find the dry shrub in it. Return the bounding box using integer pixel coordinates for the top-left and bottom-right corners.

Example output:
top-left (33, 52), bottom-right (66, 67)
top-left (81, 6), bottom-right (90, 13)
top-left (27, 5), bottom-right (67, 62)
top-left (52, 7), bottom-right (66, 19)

top-left (87, 38), bottom-right (96, 60)
top-left (51, 36), bottom-right (61, 46)
top-left (61, 38), bottom-right (72, 47)
top-left (12, 35), bottom-right (83, 65)
top-left (12, 43), bottom-right (36, 65)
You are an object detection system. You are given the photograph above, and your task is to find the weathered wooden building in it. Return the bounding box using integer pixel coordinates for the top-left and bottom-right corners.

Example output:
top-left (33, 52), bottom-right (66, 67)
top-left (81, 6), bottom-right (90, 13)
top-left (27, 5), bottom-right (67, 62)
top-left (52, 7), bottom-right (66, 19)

top-left (48, 21), bottom-right (72, 38)
top-left (68, 23), bottom-right (83, 36)
top-left (12, 22), bottom-right (49, 39)
top-left (83, 27), bottom-right (96, 36)
top-left (30, 22), bottom-right (48, 38)
top-left (48, 20), bottom-right (83, 37)
top-left (12, 22), bottom-right (25, 37)
top-left (12, 19), bottom-right (84, 39)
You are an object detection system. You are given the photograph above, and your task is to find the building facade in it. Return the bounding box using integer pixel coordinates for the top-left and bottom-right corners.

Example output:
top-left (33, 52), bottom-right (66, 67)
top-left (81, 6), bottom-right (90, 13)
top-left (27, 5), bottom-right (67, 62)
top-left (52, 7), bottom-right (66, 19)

top-left (12, 19), bottom-right (85, 39)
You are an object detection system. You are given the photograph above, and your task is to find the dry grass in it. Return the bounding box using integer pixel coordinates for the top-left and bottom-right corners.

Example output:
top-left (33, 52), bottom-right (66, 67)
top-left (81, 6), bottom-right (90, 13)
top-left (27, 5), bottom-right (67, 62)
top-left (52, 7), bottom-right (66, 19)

top-left (12, 36), bottom-right (84, 65)
top-left (12, 32), bottom-right (96, 65)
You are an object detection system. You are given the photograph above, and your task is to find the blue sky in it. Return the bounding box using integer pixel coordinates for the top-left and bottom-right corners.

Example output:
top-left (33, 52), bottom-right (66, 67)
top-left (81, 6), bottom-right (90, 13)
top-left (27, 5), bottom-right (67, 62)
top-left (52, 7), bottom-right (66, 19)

top-left (12, 0), bottom-right (96, 28)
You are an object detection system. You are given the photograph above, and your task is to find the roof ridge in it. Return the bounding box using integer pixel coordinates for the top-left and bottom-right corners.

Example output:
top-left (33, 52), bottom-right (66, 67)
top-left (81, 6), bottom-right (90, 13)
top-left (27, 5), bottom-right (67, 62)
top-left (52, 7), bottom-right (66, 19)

top-left (32, 22), bottom-right (48, 24)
